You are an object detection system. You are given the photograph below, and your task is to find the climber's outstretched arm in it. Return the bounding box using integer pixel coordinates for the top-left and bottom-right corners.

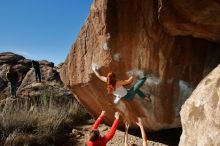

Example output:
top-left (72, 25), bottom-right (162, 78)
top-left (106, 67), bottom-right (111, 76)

top-left (92, 111), bottom-right (106, 130)
top-left (92, 66), bottom-right (107, 82)
top-left (119, 76), bottom-right (133, 86)
top-left (104, 112), bottom-right (120, 141)
top-left (124, 121), bottom-right (129, 146)
top-left (136, 117), bottom-right (148, 146)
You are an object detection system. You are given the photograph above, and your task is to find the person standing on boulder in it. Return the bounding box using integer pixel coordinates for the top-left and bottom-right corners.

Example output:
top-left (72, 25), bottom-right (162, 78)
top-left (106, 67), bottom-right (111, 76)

top-left (32, 60), bottom-right (41, 82)
top-left (124, 118), bottom-right (148, 146)
top-left (6, 67), bottom-right (19, 98)
top-left (92, 65), bottom-right (151, 104)
top-left (87, 110), bottom-right (120, 146)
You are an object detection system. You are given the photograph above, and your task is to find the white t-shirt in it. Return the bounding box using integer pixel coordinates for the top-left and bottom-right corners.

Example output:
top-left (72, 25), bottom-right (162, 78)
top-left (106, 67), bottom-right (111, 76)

top-left (113, 86), bottom-right (128, 98)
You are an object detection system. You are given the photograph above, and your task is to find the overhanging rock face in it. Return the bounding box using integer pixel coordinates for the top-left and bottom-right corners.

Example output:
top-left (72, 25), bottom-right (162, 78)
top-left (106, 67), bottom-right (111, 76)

top-left (60, 0), bottom-right (220, 131)
top-left (158, 0), bottom-right (220, 42)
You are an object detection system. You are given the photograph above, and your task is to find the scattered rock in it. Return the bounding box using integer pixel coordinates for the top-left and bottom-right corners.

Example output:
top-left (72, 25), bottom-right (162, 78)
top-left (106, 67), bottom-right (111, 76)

top-left (72, 128), bottom-right (84, 138)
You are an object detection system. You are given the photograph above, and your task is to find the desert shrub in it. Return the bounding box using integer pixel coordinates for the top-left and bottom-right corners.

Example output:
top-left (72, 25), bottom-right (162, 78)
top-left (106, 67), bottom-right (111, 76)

top-left (0, 95), bottom-right (89, 146)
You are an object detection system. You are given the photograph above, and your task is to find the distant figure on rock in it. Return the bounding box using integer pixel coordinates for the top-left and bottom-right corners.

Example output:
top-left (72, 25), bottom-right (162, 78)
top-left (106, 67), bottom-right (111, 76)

top-left (87, 111), bottom-right (120, 146)
top-left (6, 67), bottom-right (19, 98)
top-left (32, 60), bottom-right (41, 82)
top-left (92, 65), bottom-right (151, 104)
top-left (124, 118), bottom-right (148, 146)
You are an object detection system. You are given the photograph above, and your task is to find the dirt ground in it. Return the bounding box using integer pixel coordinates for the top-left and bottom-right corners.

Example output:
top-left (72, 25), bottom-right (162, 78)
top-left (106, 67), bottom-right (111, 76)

top-left (72, 122), bottom-right (169, 146)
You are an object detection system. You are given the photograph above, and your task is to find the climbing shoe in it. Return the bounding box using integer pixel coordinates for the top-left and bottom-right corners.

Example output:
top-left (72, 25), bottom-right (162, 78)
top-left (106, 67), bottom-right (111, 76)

top-left (114, 96), bottom-right (121, 104)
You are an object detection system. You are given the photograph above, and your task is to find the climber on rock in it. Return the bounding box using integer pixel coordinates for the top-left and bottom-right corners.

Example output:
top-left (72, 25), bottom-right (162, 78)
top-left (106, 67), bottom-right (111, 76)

top-left (86, 110), bottom-right (120, 146)
top-left (124, 118), bottom-right (148, 146)
top-left (32, 60), bottom-right (41, 82)
top-left (6, 66), bottom-right (19, 98)
top-left (92, 65), bottom-right (151, 104)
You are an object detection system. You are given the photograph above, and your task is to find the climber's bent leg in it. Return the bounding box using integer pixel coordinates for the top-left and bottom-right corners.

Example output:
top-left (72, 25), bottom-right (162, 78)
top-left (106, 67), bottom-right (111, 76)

top-left (123, 86), bottom-right (146, 100)
top-left (137, 89), bottom-right (151, 102)
top-left (133, 77), bottom-right (146, 91)
top-left (123, 77), bottom-right (151, 101)
top-left (123, 87), bottom-right (135, 100)
top-left (136, 89), bottom-right (146, 98)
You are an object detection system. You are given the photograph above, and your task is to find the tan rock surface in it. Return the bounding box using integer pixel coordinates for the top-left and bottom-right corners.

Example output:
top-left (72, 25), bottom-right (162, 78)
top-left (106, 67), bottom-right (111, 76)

top-left (179, 65), bottom-right (220, 146)
top-left (60, 0), bottom-right (220, 131)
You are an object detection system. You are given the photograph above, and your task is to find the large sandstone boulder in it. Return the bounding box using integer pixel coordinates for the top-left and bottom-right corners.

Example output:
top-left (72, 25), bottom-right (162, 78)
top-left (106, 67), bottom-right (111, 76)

top-left (179, 65), bottom-right (220, 146)
top-left (60, 0), bottom-right (220, 131)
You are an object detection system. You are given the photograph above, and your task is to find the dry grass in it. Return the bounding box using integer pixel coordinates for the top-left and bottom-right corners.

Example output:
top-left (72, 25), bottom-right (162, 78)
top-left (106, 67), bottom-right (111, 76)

top-left (0, 96), bottom-right (89, 146)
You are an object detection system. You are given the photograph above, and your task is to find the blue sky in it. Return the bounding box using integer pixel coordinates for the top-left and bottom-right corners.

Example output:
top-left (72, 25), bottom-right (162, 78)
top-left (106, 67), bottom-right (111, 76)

top-left (0, 0), bottom-right (92, 65)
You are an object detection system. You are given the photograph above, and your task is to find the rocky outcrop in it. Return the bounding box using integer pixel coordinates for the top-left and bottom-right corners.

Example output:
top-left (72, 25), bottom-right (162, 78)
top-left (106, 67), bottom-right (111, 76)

top-left (60, 0), bottom-right (220, 131)
top-left (0, 52), bottom-right (31, 98)
top-left (179, 65), bottom-right (220, 146)
top-left (0, 52), bottom-right (73, 109)
top-left (0, 52), bottom-right (25, 65)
